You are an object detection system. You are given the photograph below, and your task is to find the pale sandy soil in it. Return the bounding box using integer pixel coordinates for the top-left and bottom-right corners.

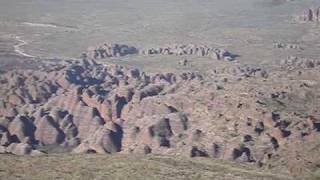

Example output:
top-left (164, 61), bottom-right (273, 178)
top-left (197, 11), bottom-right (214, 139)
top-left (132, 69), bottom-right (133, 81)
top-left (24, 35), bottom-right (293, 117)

top-left (0, 0), bottom-right (319, 72)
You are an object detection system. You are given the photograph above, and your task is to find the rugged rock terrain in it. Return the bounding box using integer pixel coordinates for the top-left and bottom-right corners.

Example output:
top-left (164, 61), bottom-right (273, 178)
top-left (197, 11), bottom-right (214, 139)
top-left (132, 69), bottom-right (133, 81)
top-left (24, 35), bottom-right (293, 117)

top-left (2, 1), bottom-right (320, 179)
top-left (0, 55), bottom-right (319, 178)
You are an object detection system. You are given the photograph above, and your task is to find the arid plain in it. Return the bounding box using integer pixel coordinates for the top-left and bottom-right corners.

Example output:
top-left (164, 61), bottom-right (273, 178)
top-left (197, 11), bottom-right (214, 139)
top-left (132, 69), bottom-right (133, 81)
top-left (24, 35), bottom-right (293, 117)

top-left (1, 0), bottom-right (320, 179)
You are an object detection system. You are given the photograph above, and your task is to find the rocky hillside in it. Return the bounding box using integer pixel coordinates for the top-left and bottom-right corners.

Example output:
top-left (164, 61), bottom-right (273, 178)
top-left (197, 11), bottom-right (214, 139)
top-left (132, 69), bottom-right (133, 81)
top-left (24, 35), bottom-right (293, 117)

top-left (0, 56), bottom-right (319, 178)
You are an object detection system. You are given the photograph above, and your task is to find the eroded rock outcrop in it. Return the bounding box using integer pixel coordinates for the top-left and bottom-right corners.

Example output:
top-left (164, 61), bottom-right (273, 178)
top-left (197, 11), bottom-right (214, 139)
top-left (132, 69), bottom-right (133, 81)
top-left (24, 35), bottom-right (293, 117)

top-left (87, 43), bottom-right (138, 59)
top-left (87, 43), bottom-right (235, 61)
top-left (280, 56), bottom-right (320, 70)
top-left (34, 115), bottom-right (65, 145)
top-left (273, 42), bottom-right (303, 50)
top-left (139, 44), bottom-right (234, 61)
top-left (0, 58), bottom-right (319, 177)
top-left (297, 7), bottom-right (320, 22)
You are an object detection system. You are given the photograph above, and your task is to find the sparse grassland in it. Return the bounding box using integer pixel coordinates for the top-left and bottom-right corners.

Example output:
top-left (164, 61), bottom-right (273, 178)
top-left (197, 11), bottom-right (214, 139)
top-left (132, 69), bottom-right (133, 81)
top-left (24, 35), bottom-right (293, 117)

top-left (0, 154), bottom-right (295, 180)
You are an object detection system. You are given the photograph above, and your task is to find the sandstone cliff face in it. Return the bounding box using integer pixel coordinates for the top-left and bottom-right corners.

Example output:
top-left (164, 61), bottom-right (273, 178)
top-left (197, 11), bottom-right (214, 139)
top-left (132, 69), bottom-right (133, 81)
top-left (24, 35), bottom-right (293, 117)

top-left (0, 58), bottom-right (320, 176)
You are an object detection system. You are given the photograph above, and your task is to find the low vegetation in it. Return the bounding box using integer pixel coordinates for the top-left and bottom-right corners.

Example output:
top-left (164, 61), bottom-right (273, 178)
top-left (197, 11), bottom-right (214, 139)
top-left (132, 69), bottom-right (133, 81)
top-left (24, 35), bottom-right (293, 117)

top-left (0, 154), bottom-right (295, 180)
